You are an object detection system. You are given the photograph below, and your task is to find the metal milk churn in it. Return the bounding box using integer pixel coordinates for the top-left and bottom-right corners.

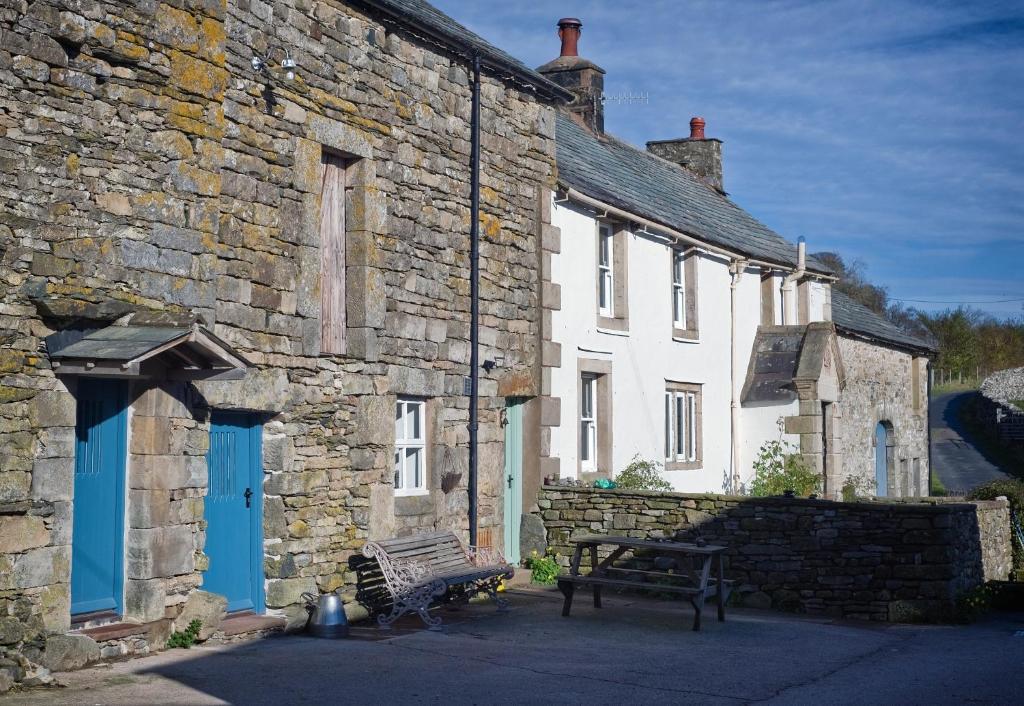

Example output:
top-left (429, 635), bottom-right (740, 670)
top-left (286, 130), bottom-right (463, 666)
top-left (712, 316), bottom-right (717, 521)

top-left (302, 591), bottom-right (349, 638)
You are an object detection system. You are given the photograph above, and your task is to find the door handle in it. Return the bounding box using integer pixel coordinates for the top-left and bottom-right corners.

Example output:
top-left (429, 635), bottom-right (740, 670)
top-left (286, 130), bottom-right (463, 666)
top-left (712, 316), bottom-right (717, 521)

top-left (507, 475), bottom-right (513, 489)
top-left (244, 487), bottom-right (253, 508)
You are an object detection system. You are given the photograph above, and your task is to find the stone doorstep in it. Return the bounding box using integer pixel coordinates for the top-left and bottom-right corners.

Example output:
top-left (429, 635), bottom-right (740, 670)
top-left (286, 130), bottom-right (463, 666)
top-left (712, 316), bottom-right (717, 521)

top-left (78, 622), bottom-right (150, 642)
top-left (214, 613), bottom-right (286, 638)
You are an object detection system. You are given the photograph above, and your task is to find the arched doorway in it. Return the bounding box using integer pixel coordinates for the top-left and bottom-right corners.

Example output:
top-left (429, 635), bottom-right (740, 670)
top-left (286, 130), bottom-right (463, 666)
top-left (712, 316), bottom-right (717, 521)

top-left (874, 421), bottom-right (894, 497)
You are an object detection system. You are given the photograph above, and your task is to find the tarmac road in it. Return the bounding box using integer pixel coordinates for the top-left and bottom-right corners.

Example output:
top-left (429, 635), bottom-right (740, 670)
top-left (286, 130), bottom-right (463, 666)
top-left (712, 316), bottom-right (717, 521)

top-left (930, 391), bottom-right (1011, 495)
top-left (3, 590), bottom-right (1024, 706)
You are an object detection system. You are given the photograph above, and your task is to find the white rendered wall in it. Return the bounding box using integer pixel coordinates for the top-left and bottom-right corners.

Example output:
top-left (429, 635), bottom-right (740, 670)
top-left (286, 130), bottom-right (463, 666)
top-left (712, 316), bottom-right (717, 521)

top-left (549, 198), bottom-right (800, 492)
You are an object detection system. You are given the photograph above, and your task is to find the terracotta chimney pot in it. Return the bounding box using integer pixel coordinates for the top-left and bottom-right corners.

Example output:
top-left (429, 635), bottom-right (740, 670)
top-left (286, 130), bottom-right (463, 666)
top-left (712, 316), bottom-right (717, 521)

top-left (689, 117), bottom-right (706, 140)
top-left (557, 17), bottom-right (582, 57)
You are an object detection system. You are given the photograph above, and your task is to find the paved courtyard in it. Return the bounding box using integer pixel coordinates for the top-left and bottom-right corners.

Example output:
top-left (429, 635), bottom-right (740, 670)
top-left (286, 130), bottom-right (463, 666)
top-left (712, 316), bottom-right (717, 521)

top-left (3, 589), bottom-right (1023, 705)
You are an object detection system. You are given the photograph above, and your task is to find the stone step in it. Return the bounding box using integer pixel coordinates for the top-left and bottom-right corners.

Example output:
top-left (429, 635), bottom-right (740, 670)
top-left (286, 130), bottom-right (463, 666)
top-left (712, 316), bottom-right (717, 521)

top-left (217, 613), bottom-right (286, 637)
top-left (79, 622), bottom-right (149, 642)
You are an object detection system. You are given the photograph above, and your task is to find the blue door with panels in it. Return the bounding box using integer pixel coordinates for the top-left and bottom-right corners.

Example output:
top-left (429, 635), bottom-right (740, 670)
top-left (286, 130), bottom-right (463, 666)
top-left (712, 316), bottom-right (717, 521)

top-left (71, 378), bottom-right (128, 616)
top-left (204, 413), bottom-right (263, 613)
top-left (503, 398), bottom-right (524, 565)
top-left (874, 422), bottom-right (888, 498)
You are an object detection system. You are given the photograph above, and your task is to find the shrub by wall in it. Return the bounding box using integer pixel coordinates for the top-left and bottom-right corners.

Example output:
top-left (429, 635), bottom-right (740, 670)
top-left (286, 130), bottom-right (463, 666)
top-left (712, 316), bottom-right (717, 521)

top-left (536, 487), bottom-right (1011, 622)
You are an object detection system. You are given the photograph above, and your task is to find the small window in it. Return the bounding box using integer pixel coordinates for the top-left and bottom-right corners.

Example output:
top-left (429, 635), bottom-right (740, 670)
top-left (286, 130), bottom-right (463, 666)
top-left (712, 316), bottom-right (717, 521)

top-left (672, 249), bottom-right (686, 329)
top-left (671, 248), bottom-right (699, 339)
top-left (665, 383), bottom-right (702, 469)
top-left (580, 374), bottom-right (598, 472)
top-left (394, 398), bottom-right (427, 495)
top-left (598, 225), bottom-right (614, 317)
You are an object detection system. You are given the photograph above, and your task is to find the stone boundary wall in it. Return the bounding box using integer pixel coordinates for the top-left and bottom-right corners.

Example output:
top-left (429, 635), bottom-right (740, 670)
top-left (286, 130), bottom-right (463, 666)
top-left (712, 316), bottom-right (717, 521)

top-left (537, 487), bottom-right (1012, 622)
top-left (979, 368), bottom-right (1024, 444)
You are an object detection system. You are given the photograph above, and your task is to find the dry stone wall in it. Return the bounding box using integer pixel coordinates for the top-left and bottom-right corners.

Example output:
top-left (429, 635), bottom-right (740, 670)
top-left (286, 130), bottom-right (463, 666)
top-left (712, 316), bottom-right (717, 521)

top-left (537, 486), bottom-right (1011, 622)
top-left (979, 367), bottom-right (1024, 444)
top-left (0, 0), bottom-right (556, 677)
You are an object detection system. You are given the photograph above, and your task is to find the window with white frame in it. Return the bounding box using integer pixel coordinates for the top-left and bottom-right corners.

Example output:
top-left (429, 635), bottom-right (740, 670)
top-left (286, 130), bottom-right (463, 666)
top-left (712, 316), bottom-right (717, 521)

top-left (597, 224), bottom-right (614, 317)
top-left (672, 249), bottom-right (686, 329)
top-left (664, 383), bottom-right (701, 469)
top-left (394, 398), bottom-right (427, 495)
top-left (580, 374), bottom-right (598, 472)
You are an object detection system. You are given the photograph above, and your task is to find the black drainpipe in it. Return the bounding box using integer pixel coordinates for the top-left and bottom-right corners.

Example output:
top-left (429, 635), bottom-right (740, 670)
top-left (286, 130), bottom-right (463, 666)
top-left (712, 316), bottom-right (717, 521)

top-left (468, 53), bottom-right (481, 547)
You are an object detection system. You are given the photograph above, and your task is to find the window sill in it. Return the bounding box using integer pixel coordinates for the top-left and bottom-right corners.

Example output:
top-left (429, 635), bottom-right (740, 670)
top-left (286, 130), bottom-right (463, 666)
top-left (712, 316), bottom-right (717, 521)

top-left (596, 326), bottom-right (629, 338)
top-left (596, 315), bottom-right (629, 334)
top-left (394, 489), bottom-right (430, 498)
top-left (672, 336), bottom-right (701, 345)
top-left (665, 461), bottom-right (702, 471)
top-left (672, 328), bottom-right (699, 343)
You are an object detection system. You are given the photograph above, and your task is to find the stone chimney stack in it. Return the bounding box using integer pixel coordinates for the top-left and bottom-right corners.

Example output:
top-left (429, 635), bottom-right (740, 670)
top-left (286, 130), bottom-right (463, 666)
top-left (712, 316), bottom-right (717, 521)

top-left (647, 117), bottom-right (725, 193)
top-left (537, 18), bottom-right (606, 133)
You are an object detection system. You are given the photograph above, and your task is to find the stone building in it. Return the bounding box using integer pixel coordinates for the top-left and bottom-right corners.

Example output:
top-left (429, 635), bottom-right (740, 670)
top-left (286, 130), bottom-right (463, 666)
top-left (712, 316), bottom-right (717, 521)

top-left (830, 291), bottom-right (936, 496)
top-left (0, 0), bottom-right (566, 676)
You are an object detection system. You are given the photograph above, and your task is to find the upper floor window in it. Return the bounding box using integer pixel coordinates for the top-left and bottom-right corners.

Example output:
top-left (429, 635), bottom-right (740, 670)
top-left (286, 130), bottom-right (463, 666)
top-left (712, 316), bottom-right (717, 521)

top-left (671, 248), bottom-right (699, 340)
top-left (598, 224), bottom-right (614, 317)
top-left (672, 249), bottom-right (687, 329)
top-left (395, 398), bottom-right (427, 496)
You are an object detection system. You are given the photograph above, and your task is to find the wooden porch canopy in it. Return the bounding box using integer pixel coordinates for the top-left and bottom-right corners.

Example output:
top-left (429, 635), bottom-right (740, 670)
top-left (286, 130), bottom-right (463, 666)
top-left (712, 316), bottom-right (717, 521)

top-left (46, 324), bottom-right (248, 381)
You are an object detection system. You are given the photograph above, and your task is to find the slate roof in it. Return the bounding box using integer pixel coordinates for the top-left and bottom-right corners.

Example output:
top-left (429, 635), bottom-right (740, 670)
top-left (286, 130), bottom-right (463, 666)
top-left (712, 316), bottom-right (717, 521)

top-left (555, 113), bottom-right (834, 274)
top-left (830, 290), bottom-right (937, 354)
top-left (47, 324), bottom-right (250, 370)
top-left (50, 326), bottom-right (189, 360)
top-left (357, 0), bottom-right (571, 102)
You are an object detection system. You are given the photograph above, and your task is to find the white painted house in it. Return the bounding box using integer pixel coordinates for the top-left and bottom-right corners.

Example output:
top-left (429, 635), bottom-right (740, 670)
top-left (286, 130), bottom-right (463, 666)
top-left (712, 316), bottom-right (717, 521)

top-left (529, 18), bottom-right (935, 497)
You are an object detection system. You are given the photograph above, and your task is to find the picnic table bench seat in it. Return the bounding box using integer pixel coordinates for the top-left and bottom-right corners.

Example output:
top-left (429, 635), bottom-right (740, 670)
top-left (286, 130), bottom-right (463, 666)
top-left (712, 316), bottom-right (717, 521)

top-left (557, 535), bottom-right (734, 631)
top-left (362, 530), bottom-right (514, 629)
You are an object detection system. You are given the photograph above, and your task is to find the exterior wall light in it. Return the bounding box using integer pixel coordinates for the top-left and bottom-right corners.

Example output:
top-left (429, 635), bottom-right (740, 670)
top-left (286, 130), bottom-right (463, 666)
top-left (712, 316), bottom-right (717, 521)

top-left (250, 50), bottom-right (298, 82)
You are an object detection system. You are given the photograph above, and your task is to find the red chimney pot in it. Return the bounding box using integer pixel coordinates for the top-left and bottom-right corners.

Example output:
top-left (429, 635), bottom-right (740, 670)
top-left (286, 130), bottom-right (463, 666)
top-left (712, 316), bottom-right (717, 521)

top-left (689, 117), bottom-right (706, 140)
top-left (557, 17), bottom-right (582, 57)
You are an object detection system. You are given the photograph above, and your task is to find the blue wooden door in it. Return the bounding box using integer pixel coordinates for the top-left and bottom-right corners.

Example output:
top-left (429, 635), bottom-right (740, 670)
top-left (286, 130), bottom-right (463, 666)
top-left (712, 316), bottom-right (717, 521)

top-left (72, 379), bottom-right (127, 616)
top-left (204, 413), bottom-right (263, 613)
top-left (874, 422), bottom-right (888, 498)
top-left (503, 399), bottom-right (523, 565)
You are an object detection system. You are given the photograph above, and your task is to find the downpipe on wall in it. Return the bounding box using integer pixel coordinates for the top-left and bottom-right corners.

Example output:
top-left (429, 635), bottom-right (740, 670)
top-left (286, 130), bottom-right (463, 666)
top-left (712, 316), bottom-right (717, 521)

top-left (468, 53), bottom-right (481, 547)
top-left (729, 259), bottom-right (747, 493)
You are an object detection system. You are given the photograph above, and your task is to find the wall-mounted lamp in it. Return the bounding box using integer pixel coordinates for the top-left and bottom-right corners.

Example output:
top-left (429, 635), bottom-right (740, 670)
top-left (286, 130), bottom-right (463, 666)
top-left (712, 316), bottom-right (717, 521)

top-left (250, 49), bottom-right (298, 82)
top-left (481, 355), bottom-right (505, 373)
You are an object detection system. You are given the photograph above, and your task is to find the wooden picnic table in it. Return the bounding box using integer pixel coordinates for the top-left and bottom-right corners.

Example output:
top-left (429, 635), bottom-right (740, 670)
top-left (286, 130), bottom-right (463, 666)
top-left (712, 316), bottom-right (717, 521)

top-left (557, 535), bottom-right (731, 631)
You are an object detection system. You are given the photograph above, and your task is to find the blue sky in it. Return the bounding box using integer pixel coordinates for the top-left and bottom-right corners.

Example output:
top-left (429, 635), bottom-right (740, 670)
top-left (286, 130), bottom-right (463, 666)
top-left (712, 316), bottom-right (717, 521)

top-left (431, 0), bottom-right (1024, 319)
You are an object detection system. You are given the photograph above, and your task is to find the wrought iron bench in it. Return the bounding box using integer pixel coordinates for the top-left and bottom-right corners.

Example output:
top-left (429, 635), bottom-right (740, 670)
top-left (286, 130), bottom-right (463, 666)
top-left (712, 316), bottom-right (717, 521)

top-left (361, 530), bottom-right (514, 629)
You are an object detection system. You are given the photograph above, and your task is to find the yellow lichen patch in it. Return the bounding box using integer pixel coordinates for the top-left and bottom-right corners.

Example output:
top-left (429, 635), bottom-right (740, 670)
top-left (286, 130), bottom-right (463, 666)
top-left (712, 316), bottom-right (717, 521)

top-left (111, 38), bottom-right (150, 63)
top-left (480, 185), bottom-right (502, 207)
top-left (155, 4), bottom-right (199, 52)
top-left (169, 100), bottom-right (204, 119)
top-left (348, 115), bottom-right (392, 136)
top-left (310, 88), bottom-right (359, 115)
top-left (169, 50), bottom-right (228, 101)
top-left (0, 350), bottom-right (25, 374)
top-left (481, 213), bottom-right (501, 239)
top-left (166, 112), bottom-right (221, 139)
top-left (65, 153), bottom-right (80, 177)
top-left (197, 16), bottom-right (226, 65)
